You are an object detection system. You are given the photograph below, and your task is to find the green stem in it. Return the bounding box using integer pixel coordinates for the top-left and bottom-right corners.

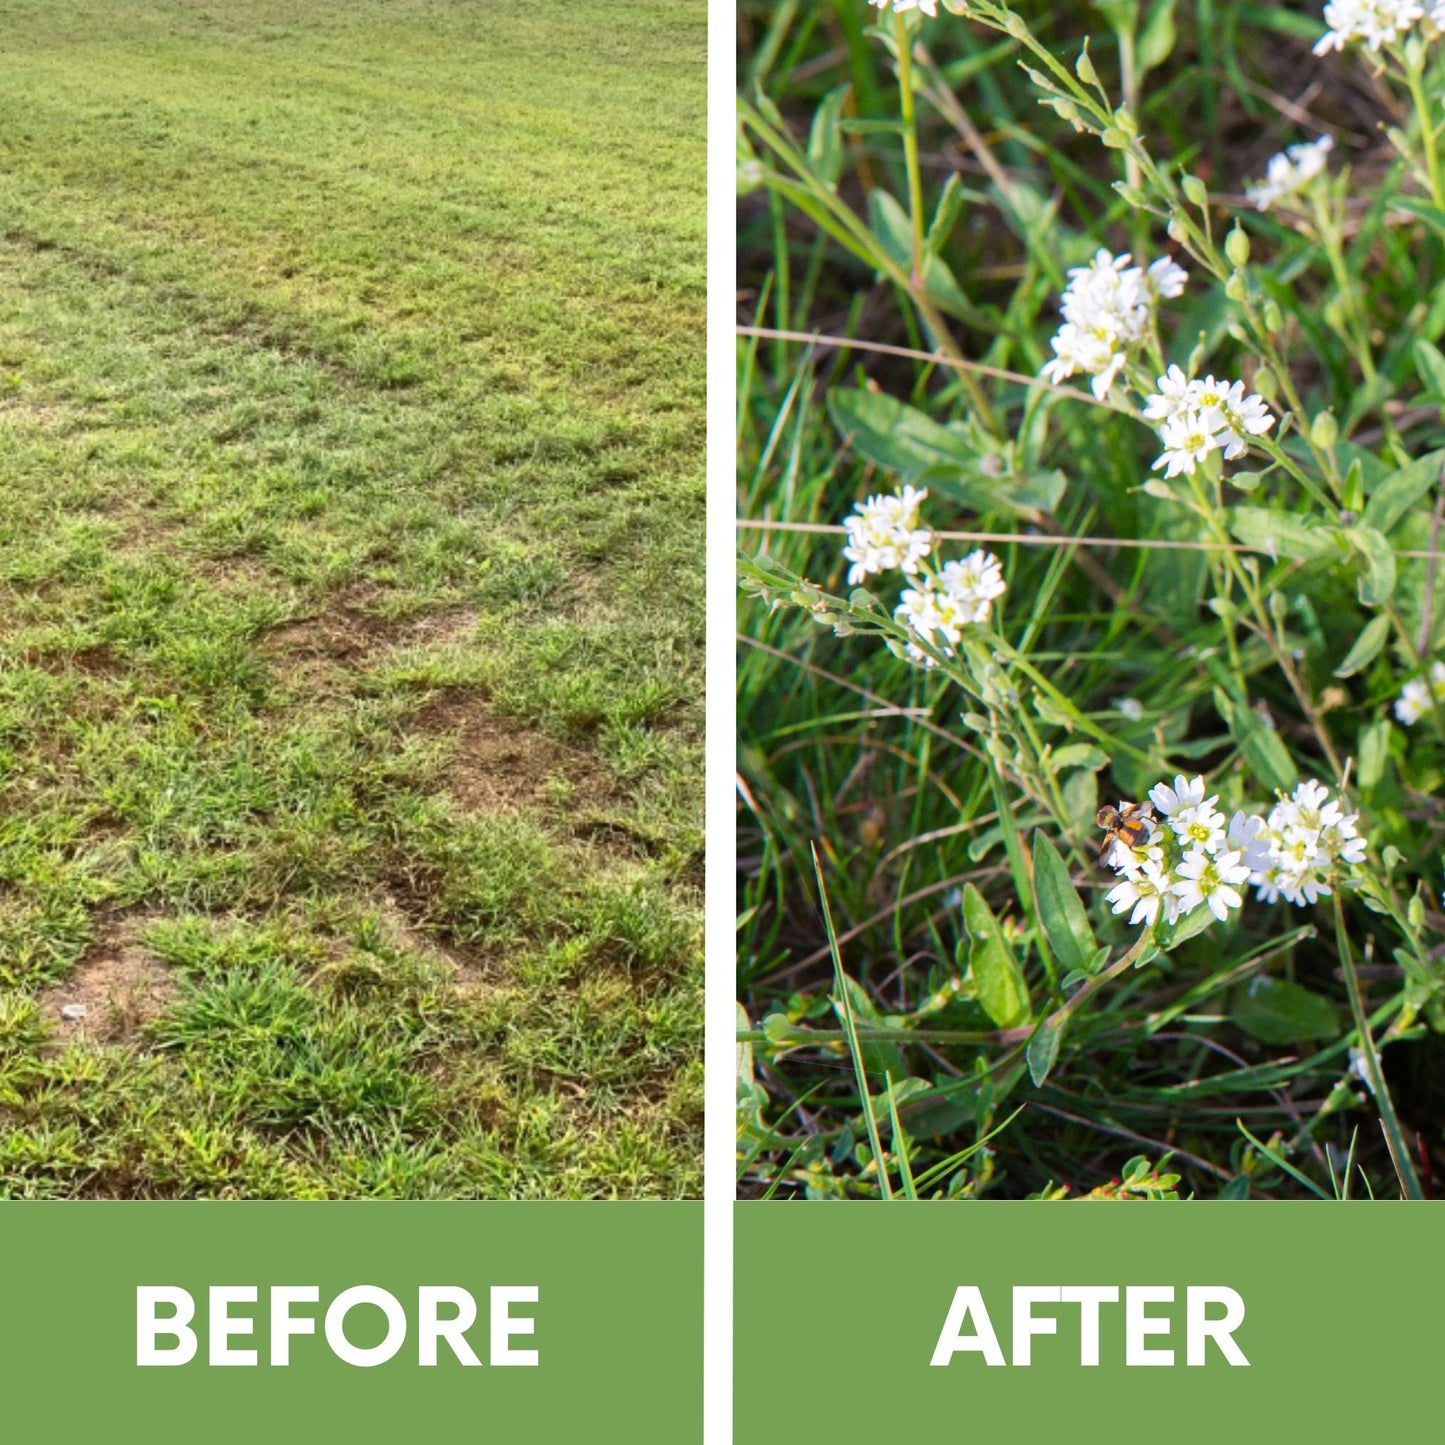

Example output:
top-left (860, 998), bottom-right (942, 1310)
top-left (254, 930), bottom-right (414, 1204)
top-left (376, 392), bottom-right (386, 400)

top-left (1332, 893), bottom-right (1424, 1199)
top-left (893, 9), bottom-right (926, 287)
top-left (1404, 57), bottom-right (1445, 211)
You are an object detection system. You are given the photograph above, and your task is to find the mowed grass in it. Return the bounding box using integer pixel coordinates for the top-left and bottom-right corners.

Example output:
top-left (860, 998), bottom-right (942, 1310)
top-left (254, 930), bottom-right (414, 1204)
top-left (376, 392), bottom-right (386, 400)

top-left (0, 0), bottom-right (704, 1197)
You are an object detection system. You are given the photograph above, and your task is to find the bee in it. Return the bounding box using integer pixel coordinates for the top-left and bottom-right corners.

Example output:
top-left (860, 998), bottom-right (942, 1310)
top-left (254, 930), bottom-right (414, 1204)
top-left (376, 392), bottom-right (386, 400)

top-left (1095, 800), bottom-right (1156, 866)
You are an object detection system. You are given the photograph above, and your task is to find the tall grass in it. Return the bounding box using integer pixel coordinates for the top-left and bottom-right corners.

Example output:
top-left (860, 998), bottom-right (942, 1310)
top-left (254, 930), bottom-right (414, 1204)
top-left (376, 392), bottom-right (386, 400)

top-left (737, 0), bottom-right (1445, 1200)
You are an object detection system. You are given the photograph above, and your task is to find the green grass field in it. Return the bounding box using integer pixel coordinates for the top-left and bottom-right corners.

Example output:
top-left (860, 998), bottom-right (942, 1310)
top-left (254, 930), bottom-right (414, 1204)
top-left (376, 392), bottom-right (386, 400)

top-left (0, 0), bottom-right (704, 1197)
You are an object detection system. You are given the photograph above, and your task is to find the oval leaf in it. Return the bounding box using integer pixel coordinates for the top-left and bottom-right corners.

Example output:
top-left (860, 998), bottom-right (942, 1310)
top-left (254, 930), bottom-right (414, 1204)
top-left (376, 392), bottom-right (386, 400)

top-left (1026, 1014), bottom-right (1064, 1088)
top-left (962, 884), bottom-right (1030, 1030)
top-left (1361, 448), bottom-right (1445, 535)
top-left (1031, 832), bottom-right (1099, 977)
top-left (1228, 507), bottom-right (1341, 561)
top-left (1333, 613), bottom-right (1391, 678)
top-left (1345, 525), bottom-right (1396, 606)
top-left (1231, 975), bottom-right (1339, 1044)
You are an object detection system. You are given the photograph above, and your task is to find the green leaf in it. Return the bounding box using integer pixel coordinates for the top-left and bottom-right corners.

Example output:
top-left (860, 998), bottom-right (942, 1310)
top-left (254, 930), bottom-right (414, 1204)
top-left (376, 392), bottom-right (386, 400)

top-left (1333, 613), bottom-right (1391, 677)
top-left (962, 884), bottom-right (1030, 1029)
top-left (806, 83), bottom-right (851, 191)
top-left (1228, 507), bottom-right (1341, 561)
top-left (1138, 0), bottom-right (1178, 72)
top-left (927, 173), bottom-right (965, 256)
top-left (1157, 903), bottom-right (1217, 949)
top-left (1050, 743), bottom-right (1109, 772)
top-left (828, 386), bottom-right (976, 477)
top-left (1394, 194), bottom-right (1445, 244)
top-left (1230, 975), bottom-right (1339, 1044)
top-left (1214, 687), bottom-right (1297, 794)
top-left (1360, 448), bottom-right (1445, 535)
top-left (1031, 832), bottom-right (1098, 977)
top-left (1345, 525), bottom-right (1396, 606)
top-left (1026, 1014), bottom-right (1064, 1087)
top-left (827, 388), bottom-right (1059, 515)
top-left (832, 976), bottom-right (906, 1080)
top-left (1358, 717), bottom-right (1391, 792)
top-left (1061, 768), bottom-right (1099, 839)
top-left (1414, 340), bottom-right (1445, 400)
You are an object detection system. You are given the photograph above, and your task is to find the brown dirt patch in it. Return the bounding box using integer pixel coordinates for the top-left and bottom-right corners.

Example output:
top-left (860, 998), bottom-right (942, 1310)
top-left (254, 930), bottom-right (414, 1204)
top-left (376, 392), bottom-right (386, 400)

top-left (412, 691), bottom-right (610, 815)
top-left (262, 598), bottom-right (477, 692)
top-left (37, 919), bottom-right (177, 1045)
top-left (365, 895), bottom-right (498, 993)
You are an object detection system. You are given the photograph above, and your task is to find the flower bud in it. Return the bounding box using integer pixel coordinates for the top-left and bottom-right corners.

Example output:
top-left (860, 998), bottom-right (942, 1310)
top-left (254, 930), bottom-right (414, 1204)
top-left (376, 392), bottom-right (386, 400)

top-left (1225, 271), bottom-right (1247, 302)
top-left (1182, 174), bottom-right (1208, 208)
top-left (1252, 365), bottom-right (1278, 400)
top-left (1311, 410), bottom-right (1339, 450)
top-left (1263, 298), bottom-right (1284, 334)
top-left (1225, 225), bottom-right (1251, 268)
top-left (1076, 45), bottom-right (1099, 86)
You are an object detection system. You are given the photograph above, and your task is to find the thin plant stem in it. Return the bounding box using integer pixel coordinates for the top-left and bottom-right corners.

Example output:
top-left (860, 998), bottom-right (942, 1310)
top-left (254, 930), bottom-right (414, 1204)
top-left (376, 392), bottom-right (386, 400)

top-left (1332, 892), bottom-right (1424, 1200)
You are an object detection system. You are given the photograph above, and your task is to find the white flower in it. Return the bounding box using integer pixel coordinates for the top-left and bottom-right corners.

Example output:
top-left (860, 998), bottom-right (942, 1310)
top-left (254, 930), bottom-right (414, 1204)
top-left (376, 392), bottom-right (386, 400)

top-left (1394, 660), bottom-right (1445, 723)
top-left (1107, 860), bottom-right (1170, 927)
top-left (1314, 0), bottom-right (1424, 53)
top-left (1221, 386), bottom-right (1275, 453)
top-left (1172, 800), bottom-right (1227, 853)
top-left (1102, 773), bottom-right (1273, 933)
top-left (1115, 697), bottom-right (1145, 721)
top-left (1173, 847), bottom-right (1251, 922)
top-left (1142, 365), bottom-right (1196, 423)
top-left (1040, 249), bottom-right (1187, 397)
top-left (937, 549), bottom-right (1006, 623)
top-left (1148, 773), bottom-right (1209, 817)
top-left (1247, 136), bottom-right (1335, 211)
top-left (842, 485), bottom-right (933, 584)
top-left (1147, 256), bottom-right (1189, 299)
top-left (1154, 409), bottom-right (1225, 478)
top-left (1246, 778), bottom-right (1368, 906)
top-left (868, 0), bottom-right (938, 14)
top-left (1227, 811), bottom-right (1274, 873)
top-left (1348, 1045), bottom-right (1378, 1093)
top-left (1143, 372), bottom-right (1273, 471)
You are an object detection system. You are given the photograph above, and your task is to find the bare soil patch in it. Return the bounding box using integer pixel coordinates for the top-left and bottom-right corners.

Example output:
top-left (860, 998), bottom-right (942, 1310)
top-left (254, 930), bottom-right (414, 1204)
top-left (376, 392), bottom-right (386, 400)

top-left (412, 690), bottom-right (610, 815)
top-left (261, 597), bottom-right (477, 692)
top-left (36, 917), bottom-right (177, 1045)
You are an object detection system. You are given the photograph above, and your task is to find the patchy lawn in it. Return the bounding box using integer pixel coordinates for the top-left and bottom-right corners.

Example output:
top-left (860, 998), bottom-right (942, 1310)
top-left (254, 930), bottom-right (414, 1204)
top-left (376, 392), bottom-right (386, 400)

top-left (0, 0), bottom-right (704, 1197)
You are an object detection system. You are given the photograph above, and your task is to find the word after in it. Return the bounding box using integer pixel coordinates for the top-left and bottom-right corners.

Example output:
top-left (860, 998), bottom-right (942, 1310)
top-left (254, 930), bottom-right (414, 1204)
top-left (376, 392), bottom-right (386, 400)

top-left (137, 1285), bottom-right (540, 1368)
top-left (930, 1285), bottom-right (1248, 1367)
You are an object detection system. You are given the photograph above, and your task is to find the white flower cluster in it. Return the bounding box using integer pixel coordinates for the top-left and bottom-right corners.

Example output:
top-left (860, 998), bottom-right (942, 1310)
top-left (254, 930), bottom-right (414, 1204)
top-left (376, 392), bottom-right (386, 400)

top-left (838, 488), bottom-right (1005, 664)
top-left (1313, 0), bottom-right (1443, 53)
top-left (842, 484), bottom-right (933, 584)
top-left (894, 551), bottom-right (1006, 662)
top-left (867, 0), bottom-right (938, 15)
top-left (1143, 366), bottom-right (1275, 479)
top-left (1105, 775), bottom-right (1368, 929)
top-left (1249, 780), bottom-right (1368, 906)
top-left (1394, 660), bottom-right (1445, 723)
top-left (1040, 249), bottom-right (1188, 399)
top-left (1246, 136), bottom-right (1335, 211)
top-left (1104, 775), bottom-right (1258, 928)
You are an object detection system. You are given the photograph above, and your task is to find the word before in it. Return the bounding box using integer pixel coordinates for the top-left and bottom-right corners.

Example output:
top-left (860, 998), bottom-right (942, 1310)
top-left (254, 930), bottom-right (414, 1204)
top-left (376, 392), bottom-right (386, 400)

top-left (929, 1285), bottom-right (1248, 1367)
top-left (136, 1285), bottom-right (539, 1368)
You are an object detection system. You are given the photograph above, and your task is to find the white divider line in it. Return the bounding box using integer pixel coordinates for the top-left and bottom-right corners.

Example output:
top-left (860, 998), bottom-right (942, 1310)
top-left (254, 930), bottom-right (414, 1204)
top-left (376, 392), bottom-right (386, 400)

top-left (704, 0), bottom-right (737, 1438)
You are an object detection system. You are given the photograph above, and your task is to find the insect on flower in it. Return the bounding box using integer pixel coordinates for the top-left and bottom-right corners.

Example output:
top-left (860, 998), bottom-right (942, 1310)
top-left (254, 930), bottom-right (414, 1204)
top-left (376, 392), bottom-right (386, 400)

top-left (1095, 800), bottom-right (1156, 866)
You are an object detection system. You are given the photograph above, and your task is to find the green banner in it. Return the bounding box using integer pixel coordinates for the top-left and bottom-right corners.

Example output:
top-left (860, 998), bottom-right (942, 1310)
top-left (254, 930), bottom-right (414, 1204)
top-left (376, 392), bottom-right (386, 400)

top-left (737, 1202), bottom-right (1440, 1436)
top-left (0, 1202), bottom-right (700, 1440)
